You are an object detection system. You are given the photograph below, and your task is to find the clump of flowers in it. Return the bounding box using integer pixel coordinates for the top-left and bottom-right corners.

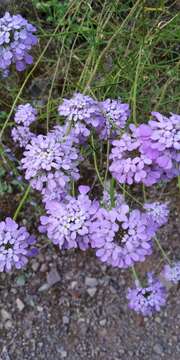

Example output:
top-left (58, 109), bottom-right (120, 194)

top-left (144, 202), bottom-right (169, 229)
top-left (11, 103), bottom-right (37, 148)
top-left (11, 125), bottom-right (35, 148)
top-left (39, 186), bottom-right (99, 250)
top-left (1, 83), bottom-right (180, 317)
top-left (90, 200), bottom-right (155, 268)
top-left (127, 272), bottom-right (167, 316)
top-left (0, 217), bottom-right (37, 272)
top-left (14, 103), bottom-right (37, 126)
top-left (162, 262), bottom-right (180, 284)
top-left (21, 126), bottom-right (80, 194)
top-left (99, 98), bottom-right (130, 139)
top-left (0, 12), bottom-right (38, 76)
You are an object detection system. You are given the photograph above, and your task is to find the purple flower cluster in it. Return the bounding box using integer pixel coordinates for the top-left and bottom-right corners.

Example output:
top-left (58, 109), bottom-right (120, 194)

top-left (90, 199), bottom-right (155, 268)
top-left (21, 126), bottom-right (81, 203)
top-left (0, 12), bottom-right (37, 76)
top-left (127, 273), bottom-right (167, 316)
top-left (99, 99), bottom-right (130, 139)
top-left (163, 262), bottom-right (180, 284)
top-left (5, 88), bottom-right (180, 315)
top-left (144, 202), bottom-right (169, 228)
top-left (0, 217), bottom-right (37, 272)
top-left (110, 112), bottom-right (180, 186)
top-left (11, 103), bottom-right (37, 147)
top-left (58, 93), bottom-right (130, 142)
top-left (14, 103), bottom-right (37, 126)
top-left (39, 186), bottom-right (99, 250)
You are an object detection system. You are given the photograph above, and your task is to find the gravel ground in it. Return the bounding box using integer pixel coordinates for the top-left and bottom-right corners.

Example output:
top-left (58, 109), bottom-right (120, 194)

top-left (0, 186), bottom-right (180, 360)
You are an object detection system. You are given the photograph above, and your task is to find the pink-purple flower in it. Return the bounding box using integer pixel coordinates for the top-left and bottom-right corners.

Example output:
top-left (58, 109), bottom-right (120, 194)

top-left (39, 186), bottom-right (99, 250)
top-left (127, 272), bottom-right (167, 316)
top-left (0, 12), bottom-right (38, 76)
top-left (0, 217), bottom-right (37, 272)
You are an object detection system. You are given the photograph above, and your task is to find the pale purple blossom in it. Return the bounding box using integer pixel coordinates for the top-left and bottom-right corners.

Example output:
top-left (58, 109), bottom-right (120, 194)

top-left (109, 133), bottom-right (153, 185)
top-left (0, 217), bottom-right (37, 272)
top-left (90, 202), bottom-right (154, 268)
top-left (14, 103), bottom-right (37, 126)
top-left (39, 186), bottom-right (99, 251)
top-left (21, 127), bottom-right (80, 191)
top-left (11, 125), bottom-right (35, 147)
top-left (0, 12), bottom-right (37, 75)
top-left (163, 262), bottom-right (180, 284)
top-left (99, 99), bottom-right (130, 139)
top-left (144, 202), bottom-right (169, 228)
top-left (127, 272), bottom-right (167, 316)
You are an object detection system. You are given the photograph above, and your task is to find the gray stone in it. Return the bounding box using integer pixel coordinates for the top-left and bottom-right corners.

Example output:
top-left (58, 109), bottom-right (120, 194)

top-left (153, 343), bottom-right (163, 355)
top-left (87, 287), bottom-right (97, 297)
top-left (85, 277), bottom-right (98, 287)
top-left (4, 320), bottom-right (13, 330)
top-left (1, 309), bottom-right (11, 322)
top-left (47, 267), bottom-right (61, 286)
top-left (16, 298), bottom-right (25, 312)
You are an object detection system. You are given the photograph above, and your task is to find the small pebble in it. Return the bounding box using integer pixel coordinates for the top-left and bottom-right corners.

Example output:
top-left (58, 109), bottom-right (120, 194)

top-left (1, 309), bottom-right (11, 322)
top-left (47, 267), bottom-right (61, 286)
top-left (87, 287), bottom-right (97, 297)
top-left (85, 277), bottom-right (98, 287)
top-left (4, 320), bottom-right (13, 330)
top-left (153, 343), bottom-right (163, 355)
top-left (16, 298), bottom-right (25, 312)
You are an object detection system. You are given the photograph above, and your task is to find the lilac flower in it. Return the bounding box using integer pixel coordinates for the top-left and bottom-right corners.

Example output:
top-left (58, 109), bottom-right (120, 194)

top-left (163, 262), bottom-right (180, 284)
top-left (39, 186), bottom-right (99, 251)
top-left (0, 12), bottom-right (37, 75)
top-left (14, 103), bottom-right (37, 126)
top-left (99, 99), bottom-right (130, 139)
top-left (144, 202), bottom-right (169, 229)
top-left (41, 171), bottom-right (70, 203)
top-left (109, 133), bottom-right (152, 185)
top-left (11, 125), bottom-right (35, 147)
top-left (90, 201), bottom-right (154, 268)
top-left (21, 127), bottom-right (80, 191)
top-left (0, 217), bottom-right (37, 272)
top-left (127, 272), bottom-right (167, 316)
top-left (58, 93), bottom-right (103, 128)
top-left (149, 112), bottom-right (180, 151)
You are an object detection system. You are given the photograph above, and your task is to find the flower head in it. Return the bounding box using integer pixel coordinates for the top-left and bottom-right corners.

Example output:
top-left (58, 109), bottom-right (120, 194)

top-left (11, 125), bottom-right (35, 147)
top-left (39, 186), bottom-right (99, 250)
top-left (109, 133), bottom-right (153, 185)
top-left (149, 112), bottom-right (180, 151)
top-left (90, 198), bottom-right (154, 268)
top-left (0, 217), bottom-right (37, 272)
top-left (144, 202), bottom-right (169, 228)
top-left (99, 99), bottom-right (130, 139)
top-left (21, 126), bottom-right (80, 191)
top-left (14, 103), bottom-right (37, 126)
top-left (0, 12), bottom-right (37, 75)
top-left (127, 272), bottom-right (167, 316)
top-left (162, 262), bottom-right (180, 284)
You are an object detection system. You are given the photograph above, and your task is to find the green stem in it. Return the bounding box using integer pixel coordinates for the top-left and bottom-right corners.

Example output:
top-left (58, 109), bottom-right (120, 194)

top-left (13, 185), bottom-right (31, 221)
top-left (91, 135), bottom-right (104, 188)
top-left (104, 140), bottom-right (110, 187)
top-left (154, 236), bottom-right (171, 265)
top-left (131, 265), bottom-right (140, 283)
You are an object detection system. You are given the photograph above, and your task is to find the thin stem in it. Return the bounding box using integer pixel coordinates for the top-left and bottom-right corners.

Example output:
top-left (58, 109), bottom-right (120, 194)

top-left (104, 140), bottom-right (110, 186)
top-left (154, 236), bottom-right (171, 265)
top-left (13, 185), bottom-right (31, 221)
top-left (46, 55), bottom-right (62, 133)
top-left (131, 266), bottom-right (140, 283)
top-left (142, 184), bottom-right (147, 202)
top-left (91, 135), bottom-right (104, 188)
top-left (118, 183), bottom-right (144, 207)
